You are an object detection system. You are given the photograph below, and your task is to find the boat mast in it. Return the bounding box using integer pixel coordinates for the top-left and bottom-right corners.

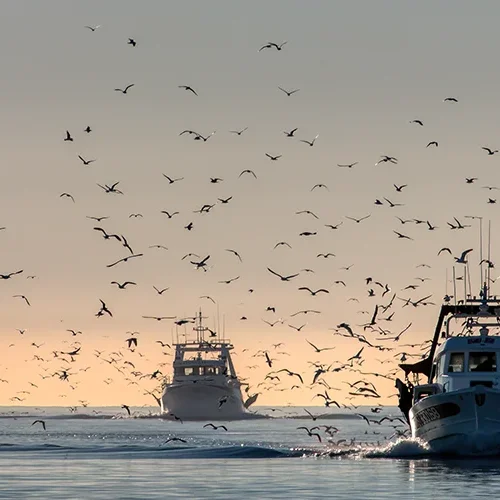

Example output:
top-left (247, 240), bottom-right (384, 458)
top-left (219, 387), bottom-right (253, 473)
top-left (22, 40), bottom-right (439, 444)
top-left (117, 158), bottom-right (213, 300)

top-left (217, 301), bottom-right (220, 342)
top-left (452, 266), bottom-right (457, 307)
top-left (194, 310), bottom-right (205, 343)
top-left (487, 220), bottom-right (492, 294)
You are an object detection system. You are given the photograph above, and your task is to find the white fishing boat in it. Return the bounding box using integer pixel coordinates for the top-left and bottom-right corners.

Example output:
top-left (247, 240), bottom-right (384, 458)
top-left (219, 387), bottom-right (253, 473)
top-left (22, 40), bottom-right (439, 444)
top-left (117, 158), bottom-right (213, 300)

top-left (160, 311), bottom-right (260, 420)
top-left (397, 285), bottom-right (500, 454)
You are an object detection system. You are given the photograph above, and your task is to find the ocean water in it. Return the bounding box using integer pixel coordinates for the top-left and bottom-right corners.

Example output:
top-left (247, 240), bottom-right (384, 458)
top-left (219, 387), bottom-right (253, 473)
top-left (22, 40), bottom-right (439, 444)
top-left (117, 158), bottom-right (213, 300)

top-left (1, 406), bottom-right (500, 499)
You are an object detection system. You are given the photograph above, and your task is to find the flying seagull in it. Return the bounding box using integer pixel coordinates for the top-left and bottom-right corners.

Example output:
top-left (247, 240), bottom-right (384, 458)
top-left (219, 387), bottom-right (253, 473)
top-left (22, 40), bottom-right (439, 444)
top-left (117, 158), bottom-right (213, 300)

top-left (115, 84), bottom-right (135, 94)
top-left (178, 85), bottom-right (198, 96)
top-left (31, 420), bottom-right (46, 431)
top-left (278, 87), bottom-right (299, 97)
top-left (455, 249), bottom-right (473, 264)
top-left (259, 41), bottom-right (287, 51)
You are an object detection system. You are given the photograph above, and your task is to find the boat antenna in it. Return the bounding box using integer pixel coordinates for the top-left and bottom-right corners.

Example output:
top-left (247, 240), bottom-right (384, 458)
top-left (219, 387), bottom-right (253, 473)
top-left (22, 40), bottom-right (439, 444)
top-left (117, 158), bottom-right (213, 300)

top-left (466, 215), bottom-right (484, 291)
top-left (466, 260), bottom-right (472, 299)
top-left (223, 314), bottom-right (226, 342)
top-left (452, 266), bottom-right (457, 307)
top-left (478, 215), bottom-right (484, 291)
top-left (487, 220), bottom-right (492, 294)
top-left (463, 262), bottom-right (467, 301)
top-left (195, 309), bottom-right (204, 342)
top-left (217, 301), bottom-right (220, 342)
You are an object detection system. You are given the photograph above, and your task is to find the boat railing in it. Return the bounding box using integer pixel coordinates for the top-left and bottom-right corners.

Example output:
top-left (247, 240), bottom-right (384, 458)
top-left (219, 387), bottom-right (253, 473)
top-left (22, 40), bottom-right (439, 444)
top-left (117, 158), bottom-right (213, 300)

top-left (446, 315), bottom-right (500, 338)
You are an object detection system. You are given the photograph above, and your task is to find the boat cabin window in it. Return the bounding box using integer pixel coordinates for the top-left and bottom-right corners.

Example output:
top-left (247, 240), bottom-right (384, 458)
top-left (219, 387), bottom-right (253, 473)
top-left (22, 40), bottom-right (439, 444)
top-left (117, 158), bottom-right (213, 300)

top-left (447, 353), bottom-right (464, 373)
top-left (469, 352), bottom-right (497, 372)
top-left (436, 354), bottom-right (444, 376)
top-left (182, 367), bottom-right (200, 376)
top-left (202, 367), bottom-right (216, 376)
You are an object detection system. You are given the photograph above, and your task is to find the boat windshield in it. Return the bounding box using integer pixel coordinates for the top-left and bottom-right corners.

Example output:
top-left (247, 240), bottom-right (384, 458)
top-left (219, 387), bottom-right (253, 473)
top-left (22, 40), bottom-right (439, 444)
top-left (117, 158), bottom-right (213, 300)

top-left (469, 352), bottom-right (497, 372)
top-left (448, 353), bottom-right (464, 373)
top-left (177, 366), bottom-right (224, 376)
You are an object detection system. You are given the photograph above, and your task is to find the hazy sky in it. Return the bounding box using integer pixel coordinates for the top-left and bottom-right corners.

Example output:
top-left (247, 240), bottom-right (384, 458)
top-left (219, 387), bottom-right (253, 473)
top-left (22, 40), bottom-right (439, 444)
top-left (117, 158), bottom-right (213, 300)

top-left (2, 1), bottom-right (500, 407)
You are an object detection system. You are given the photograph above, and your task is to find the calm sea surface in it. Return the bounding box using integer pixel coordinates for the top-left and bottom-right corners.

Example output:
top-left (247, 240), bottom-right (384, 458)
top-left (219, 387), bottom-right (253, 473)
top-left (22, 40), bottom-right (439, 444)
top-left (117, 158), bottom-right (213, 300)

top-left (1, 406), bottom-right (500, 499)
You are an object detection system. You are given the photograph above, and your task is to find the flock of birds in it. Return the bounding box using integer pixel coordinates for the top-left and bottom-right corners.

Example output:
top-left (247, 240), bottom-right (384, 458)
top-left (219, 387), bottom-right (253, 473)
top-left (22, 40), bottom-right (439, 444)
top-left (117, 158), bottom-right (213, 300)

top-left (1, 21), bottom-right (498, 448)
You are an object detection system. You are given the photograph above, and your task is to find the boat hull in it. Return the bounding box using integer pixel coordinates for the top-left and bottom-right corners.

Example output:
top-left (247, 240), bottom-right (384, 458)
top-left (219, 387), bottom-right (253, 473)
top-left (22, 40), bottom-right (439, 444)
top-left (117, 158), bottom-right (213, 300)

top-left (161, 382), bottom-right (248, 420)
top-left (410, 385), bottom-right (500, 454)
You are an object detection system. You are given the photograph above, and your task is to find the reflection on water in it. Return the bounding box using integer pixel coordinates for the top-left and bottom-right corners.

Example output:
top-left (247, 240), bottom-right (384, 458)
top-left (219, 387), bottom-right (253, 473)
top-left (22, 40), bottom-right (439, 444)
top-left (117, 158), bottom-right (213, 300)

top-left (404, 458), bottom-right (500, 499)
top-left (2, 408), bottom-right (500, 499)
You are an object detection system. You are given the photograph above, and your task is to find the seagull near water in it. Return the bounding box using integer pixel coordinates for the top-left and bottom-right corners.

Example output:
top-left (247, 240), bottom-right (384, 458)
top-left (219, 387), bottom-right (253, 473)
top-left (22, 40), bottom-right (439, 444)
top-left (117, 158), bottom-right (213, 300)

top-left (203, 423), bottom-right (228, 431)
top-left (163, 437), bottom-right (187, 445)
top-left (31, 420), bottom-right (46, 431)
top-left (297, 426), bottom-right (322, 442)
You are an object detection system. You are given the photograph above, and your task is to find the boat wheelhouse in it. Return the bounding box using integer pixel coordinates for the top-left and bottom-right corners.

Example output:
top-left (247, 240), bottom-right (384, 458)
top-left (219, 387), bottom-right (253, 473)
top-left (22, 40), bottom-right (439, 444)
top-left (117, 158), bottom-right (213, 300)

top-left (160, 311), bottom-right (256, 420)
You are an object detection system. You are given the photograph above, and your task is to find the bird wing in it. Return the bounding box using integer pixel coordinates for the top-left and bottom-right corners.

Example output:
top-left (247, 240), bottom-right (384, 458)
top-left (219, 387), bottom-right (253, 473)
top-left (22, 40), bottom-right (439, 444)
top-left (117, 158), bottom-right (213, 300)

top-left (267, 268), bottom-right (283, 279)
top-left (306, 340), bottom-right (319, 351)
top-left (460, 248), bottom-right (473, 260)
